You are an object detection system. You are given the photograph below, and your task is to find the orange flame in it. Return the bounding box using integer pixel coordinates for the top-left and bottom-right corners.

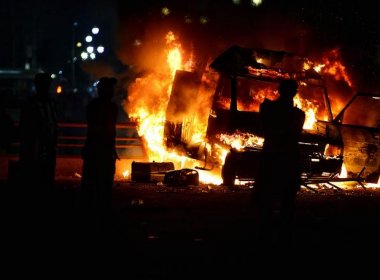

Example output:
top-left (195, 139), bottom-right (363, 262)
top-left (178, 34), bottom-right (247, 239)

top-left (218, 132), bottom-right (264, 151)
top-left (125, 31), bottom-right (222, 184)
top-left (294, 95), bottom-right (318, 130)
top-left (303, 49), bottom-right (353, 87)
top-left (321, 49), bottom-right (352, 87)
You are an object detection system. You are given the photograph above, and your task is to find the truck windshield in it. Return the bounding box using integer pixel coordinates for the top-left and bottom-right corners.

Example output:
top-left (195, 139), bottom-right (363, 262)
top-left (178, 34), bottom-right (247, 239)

top-left (215, 75), bottom-right (330, 125)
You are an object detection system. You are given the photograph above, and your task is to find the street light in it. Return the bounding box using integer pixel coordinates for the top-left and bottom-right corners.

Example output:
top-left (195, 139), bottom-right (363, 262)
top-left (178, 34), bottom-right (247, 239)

top-left (85, 35), bottom-right (93, 43)
top-left (92, 26), bottom-right (99, 34)
top-left (81, 52), bottom-right (89, 60)
top-left (97, 45), bottom-right (104, 53)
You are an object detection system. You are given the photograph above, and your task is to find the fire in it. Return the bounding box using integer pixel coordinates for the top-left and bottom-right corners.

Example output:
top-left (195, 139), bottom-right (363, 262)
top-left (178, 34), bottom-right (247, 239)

top-left (122, 169), bottom-right (130, 178)
top-left (303, 49), bottom-right (352, 88)
top-left (303, 49), bottom-right (354, 119)
top-left (294, 95), bottom-right (318, 130)
top-left (126, 31), bottom-right (221, 184)
top-left (338, 163), bottom-right (380, 189)
top-left (339, 162), bottom-right (347, 178)
top-left (218, 132), bottom-right (264, 150)
top-left (124, 33), bottom-right (357, 186)
top-left (166, 32), bottom-right (182, 78)
top-left (56, 85), bottom-right (62, 94)
top-left (320, 49), bottom-right (352, 87)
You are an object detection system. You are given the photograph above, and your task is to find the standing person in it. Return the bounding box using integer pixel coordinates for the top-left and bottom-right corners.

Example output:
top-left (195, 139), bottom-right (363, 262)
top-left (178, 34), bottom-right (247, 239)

top-left (253, 78), bottom-right (305, 249)
top-left (19, 72), bottom-right (57, 195)
top-left (80, 77), bottom-right (119, 231)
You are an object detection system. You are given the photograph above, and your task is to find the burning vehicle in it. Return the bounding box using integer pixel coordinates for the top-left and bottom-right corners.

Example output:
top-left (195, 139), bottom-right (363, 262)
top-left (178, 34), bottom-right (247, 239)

top-left (164, 46), bottom-right (345, 186)
top-left (334, 92), bottom-right (380, 183)
top-left (126, 32), bottom-right (377, 186)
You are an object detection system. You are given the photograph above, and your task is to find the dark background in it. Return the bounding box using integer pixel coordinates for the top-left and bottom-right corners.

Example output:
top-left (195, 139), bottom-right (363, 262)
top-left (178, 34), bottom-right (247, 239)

top-left (0, 0), bottom-right (379, 91)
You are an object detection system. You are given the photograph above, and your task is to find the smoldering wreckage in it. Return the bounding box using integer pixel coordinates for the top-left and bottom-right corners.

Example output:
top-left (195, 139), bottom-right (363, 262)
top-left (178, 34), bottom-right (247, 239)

top-left (130, 45), bottom-right (380, 189)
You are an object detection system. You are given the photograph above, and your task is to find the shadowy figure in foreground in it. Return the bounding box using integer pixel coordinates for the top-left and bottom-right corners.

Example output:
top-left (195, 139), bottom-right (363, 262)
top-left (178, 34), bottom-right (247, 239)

top-left (80, 77), bottom-right (119, 232)
top-left (19, 72), bottom-right (57, 195)
top-left (253, 79), bottom-right (305, 250)
top-left (16, 73), bottom-right (58, 240)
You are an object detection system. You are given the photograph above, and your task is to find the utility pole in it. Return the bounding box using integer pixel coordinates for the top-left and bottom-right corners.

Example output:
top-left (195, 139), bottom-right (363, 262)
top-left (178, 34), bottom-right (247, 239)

top-left (71, 21), bottom-right (78, 91)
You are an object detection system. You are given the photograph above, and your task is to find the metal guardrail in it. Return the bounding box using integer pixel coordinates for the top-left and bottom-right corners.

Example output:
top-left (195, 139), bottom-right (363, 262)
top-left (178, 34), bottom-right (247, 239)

top-left (2, 122), bottom-right (148, 160)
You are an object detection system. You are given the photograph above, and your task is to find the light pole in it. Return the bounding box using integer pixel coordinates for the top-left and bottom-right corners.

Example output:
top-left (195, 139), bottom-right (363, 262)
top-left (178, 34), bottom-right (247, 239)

top-left (77, 25), bottom-right (105, 92)
top-left (71, 21), bottom-right (78, 92)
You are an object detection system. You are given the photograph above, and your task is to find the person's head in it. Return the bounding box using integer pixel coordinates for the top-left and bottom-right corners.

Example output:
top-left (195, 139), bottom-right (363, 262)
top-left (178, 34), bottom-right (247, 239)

top-left (97, 77), bottom-right (117, 100)
top-left (278, 79), bottom-right (298, 100)
top-left (34, 73), bottom-right (52, 98)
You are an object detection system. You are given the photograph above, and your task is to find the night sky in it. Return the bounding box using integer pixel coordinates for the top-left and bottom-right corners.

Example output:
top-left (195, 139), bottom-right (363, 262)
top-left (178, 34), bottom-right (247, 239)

top-left (0, 0), bottom-right (379, 90)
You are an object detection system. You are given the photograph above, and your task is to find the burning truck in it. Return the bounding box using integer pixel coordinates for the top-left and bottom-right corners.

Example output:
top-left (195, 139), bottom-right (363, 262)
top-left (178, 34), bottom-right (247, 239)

top-left (164, 46), bottom-right (345, 186)
top-left (127, 32), bottom-right (378, 186)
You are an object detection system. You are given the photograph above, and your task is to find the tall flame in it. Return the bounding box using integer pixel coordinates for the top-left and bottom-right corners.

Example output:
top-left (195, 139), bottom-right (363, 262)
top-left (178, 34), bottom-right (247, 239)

top-left (126, 31), bottom-right (222, 184)
top-left (294, 95), bottom-right (318, 130)
top-left (303, 48), bottom-right (352, 87)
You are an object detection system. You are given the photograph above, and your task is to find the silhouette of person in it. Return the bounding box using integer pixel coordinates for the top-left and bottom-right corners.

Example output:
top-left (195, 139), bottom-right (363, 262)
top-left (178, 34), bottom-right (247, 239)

top-left (80, 77), bottom-right (119, 231)
top-left (19, 72), bottom-right (57, 194)
top-left (253, 78), bottom-right (305, 249)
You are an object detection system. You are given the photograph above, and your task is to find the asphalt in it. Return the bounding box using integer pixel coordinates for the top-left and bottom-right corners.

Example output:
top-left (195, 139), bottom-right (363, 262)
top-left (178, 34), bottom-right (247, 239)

top-left (1, 180), bottom-right (379, 276)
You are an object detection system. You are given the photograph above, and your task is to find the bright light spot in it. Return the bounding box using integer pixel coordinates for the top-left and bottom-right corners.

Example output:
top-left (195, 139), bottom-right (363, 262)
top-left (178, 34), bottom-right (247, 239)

top-left (200, 16), bottom-right (208, 24)
top-left (56, 85), bottom-right (62, 94)
top-left (86, 46), bottom-right (94, 53)
top-left (97, 45), bottom-right (104, 53)
top-left (50, 74), bottom-right (56, 79)
top-left (24, 63), bottom-right (30, 70)
top-left (81, 52), bottom-right (89, 60)
top-left (161, 7), bottom-right (170, 16)
top-left (73, 22), bottom-right (78, 27)
top-left (92, 27), bottom-right (99, 34)
top-left (251, 0), bottom-right (262, 6)
top-left (90, 53), bottom-right (96, 60)
top-left (58, 70), bottom-right (63, 75)
top-left (85, 35), bottom-right (93, 43)
top-left (122, 170), bottom-right (130, 178)
top-left (73, 57), bottom-right (77, 62)
top-left (232, 0), bottom-right (241, 4)
top-left (133, 39), bottom-right (141, 46)
top-left (76, 42), bottom-right (82, 47)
